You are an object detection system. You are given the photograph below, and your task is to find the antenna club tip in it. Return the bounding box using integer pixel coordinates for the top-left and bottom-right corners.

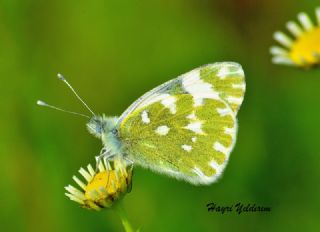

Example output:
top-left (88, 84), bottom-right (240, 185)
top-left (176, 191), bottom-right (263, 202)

top-left (37, 100), bottom-right (46, 106)
top-left (57, 73), bottom-right (65, 80)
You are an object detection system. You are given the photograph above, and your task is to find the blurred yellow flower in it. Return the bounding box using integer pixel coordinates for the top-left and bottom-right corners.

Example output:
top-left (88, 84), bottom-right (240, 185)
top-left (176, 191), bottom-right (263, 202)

top-left (270, 7), bottom-right (320, 67)
top-left (65, 156), bottom-right (133, 211)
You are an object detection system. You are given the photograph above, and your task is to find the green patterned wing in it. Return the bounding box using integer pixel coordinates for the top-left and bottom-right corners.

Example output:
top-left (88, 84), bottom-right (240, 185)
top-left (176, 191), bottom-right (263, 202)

top-left (117, 62), bottom-right (245, 185)
top-left (199, 62), bottom-right (245, 114)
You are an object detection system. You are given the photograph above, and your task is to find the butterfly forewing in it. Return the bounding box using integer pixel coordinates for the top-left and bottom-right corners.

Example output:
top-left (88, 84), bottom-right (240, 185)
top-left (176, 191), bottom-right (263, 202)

top-left (199, 63), bottom-right (245, 114)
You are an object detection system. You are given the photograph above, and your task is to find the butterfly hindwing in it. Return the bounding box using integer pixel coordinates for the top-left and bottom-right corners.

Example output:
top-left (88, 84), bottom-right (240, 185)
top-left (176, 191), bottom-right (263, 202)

top-left (117, 62), bottom-right (245, 185)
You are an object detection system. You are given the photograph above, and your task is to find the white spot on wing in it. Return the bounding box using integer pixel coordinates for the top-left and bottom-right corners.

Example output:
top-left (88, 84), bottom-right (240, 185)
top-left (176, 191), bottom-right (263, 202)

top-left (193, 167), bottom-right (206, 178)
top-left (144, 143), bottom-right (156, 149)
top-left (141, 110), bottom-right (150, 124)
top-left (155, 125), bottom-right (170, 136)
top-left (217, 107), bottom-right (231, 117)
top-left (232, 83), bottom-right (245, 89)
top-left (184, 121), bottom-right (204, 134)
top-left (217, 66), bottom-right (230, 79)
top-left (227, 96), bottom-right (243, 104)
top-left (181, 144), bottom-right (192, 152)
top-left (191, 137), bottom-right (197, 142)
top-left (194, 98), bottom-right (204, 106)
top-left (161, 96), bottom-right (176, 114)
top-left (217, 64), bottom-right (244, 79)
top-left (140, 93), bottom-right (170, 108)
top-left (209, 160), bottom-right (224, 176)
top-left (186, 112), bottom-right (196, 119)
top-left (182, 69), bottom-right (219, 106)
top-left (213, 142), bottom-right (230, 155)
top-left (224, 127), bottom-right (234, 135)
top-left (232, 68), bottom-right (244, 76)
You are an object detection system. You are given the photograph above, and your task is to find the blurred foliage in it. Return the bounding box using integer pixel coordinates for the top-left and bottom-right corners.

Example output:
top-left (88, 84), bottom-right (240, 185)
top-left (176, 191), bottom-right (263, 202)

top-left (1, 0), bottom-right (320, 231)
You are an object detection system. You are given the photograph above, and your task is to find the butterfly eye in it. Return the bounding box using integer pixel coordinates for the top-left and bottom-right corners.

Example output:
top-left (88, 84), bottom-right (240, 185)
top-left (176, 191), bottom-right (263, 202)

top-left (112, 128), bottom-right (118, 135)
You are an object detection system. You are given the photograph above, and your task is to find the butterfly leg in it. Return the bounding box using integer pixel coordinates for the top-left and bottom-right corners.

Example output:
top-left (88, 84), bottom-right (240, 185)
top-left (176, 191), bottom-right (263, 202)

top-left (95, 147), bottom-right (113, 171)
top-left (95, 148), bottom-right (118, 188)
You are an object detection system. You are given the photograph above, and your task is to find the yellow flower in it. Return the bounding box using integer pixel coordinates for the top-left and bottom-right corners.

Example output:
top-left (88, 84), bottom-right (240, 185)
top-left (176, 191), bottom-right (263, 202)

top-left (65, 156), bottom-right (133, 210)
top-left (270, 7), bottom-right (320, 67)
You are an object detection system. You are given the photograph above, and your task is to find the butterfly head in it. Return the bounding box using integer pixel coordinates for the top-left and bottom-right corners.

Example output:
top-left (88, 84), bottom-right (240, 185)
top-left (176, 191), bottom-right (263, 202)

top-left (87, 115), bottom-right (118, 139)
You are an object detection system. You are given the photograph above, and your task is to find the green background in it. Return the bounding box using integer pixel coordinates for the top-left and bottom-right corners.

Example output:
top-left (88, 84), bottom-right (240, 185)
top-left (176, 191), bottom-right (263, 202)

top-left (1, 0), bottom-right (320, 231)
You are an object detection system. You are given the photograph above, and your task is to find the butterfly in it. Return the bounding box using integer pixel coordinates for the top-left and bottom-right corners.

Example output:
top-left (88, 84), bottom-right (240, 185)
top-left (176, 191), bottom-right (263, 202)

top-left (38, 62), bottom-right (245, 185)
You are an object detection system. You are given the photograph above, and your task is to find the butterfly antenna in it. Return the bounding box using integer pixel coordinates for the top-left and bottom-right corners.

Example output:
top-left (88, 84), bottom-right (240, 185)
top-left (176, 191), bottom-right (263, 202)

top-left (57, 73), bottom-right (96, 116)
top-left (37, 100), bottom-right (90, 119)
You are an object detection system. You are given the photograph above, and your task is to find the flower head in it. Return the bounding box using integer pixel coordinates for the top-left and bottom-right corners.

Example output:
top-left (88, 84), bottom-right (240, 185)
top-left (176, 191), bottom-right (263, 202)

top-left (270, 7), bottom-right (320, 67)
top-left (65, 156), bottom-right (133, 210)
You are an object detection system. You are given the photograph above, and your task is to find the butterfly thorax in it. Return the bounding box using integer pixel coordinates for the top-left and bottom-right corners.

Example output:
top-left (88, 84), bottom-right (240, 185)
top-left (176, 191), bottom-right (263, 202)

top-left (87, 115), bottom-right (122, 155)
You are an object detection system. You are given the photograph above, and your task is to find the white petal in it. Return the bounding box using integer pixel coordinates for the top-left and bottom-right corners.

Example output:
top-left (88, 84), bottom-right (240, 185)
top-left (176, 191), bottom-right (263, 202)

top-left (79, 168), bottom-right (92, 182)
top-left (98, 161), bottom-right (105, 172)
top-left (270, 46), bottom-right (289, 56)
top-left (72, 176), bottom-right (86, 190)
top-left (316, 7), bottom-right (320, 25)
top-left (65, 193), bottom-right (84, 204)
top-left (286, 21), bottom-right (303, 37)
top-left (272, 56), bottom-right (294, 65)
top-left (298, 12), bottom-right (314, 31)
top-left (87, 164), bottom-right (96, 176)
top-left (65, 185), bottom-right (85, 199)
top-left (273, 31), bottom-right (293, 48)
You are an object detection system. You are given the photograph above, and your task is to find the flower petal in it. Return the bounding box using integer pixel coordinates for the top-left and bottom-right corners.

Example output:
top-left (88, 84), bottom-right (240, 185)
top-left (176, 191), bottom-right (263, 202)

top-left (270, 46), bottom-right (289, 56)
top-left (272, 56), bottom-right (295, 65)
top-left (79, 167), bottom-right (92, 182)
top-left (298, 12), bottom-right (314, 31)
top-left (72, 176), bottom-right (86, 190)
top-left (286, 21), bottom-right (303, 37)
top-left (273, 31), bottom-right (293, 48)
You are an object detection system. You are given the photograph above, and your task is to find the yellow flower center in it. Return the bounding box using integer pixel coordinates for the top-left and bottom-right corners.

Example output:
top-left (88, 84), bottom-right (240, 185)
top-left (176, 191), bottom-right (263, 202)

top-left (289, 27), bottom-right (320, 65)
top-left (85, 171), bottom-right (120, 200)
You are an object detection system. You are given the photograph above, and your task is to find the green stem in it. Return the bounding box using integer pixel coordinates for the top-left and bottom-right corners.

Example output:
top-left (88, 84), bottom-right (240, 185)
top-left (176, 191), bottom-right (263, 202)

top-left (113, 201), bottom-right (135, 232)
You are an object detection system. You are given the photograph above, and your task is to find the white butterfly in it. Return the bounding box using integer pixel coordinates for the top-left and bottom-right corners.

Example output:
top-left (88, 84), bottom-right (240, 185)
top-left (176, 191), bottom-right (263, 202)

top-left (38, 62), bottom-right (245, 185)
